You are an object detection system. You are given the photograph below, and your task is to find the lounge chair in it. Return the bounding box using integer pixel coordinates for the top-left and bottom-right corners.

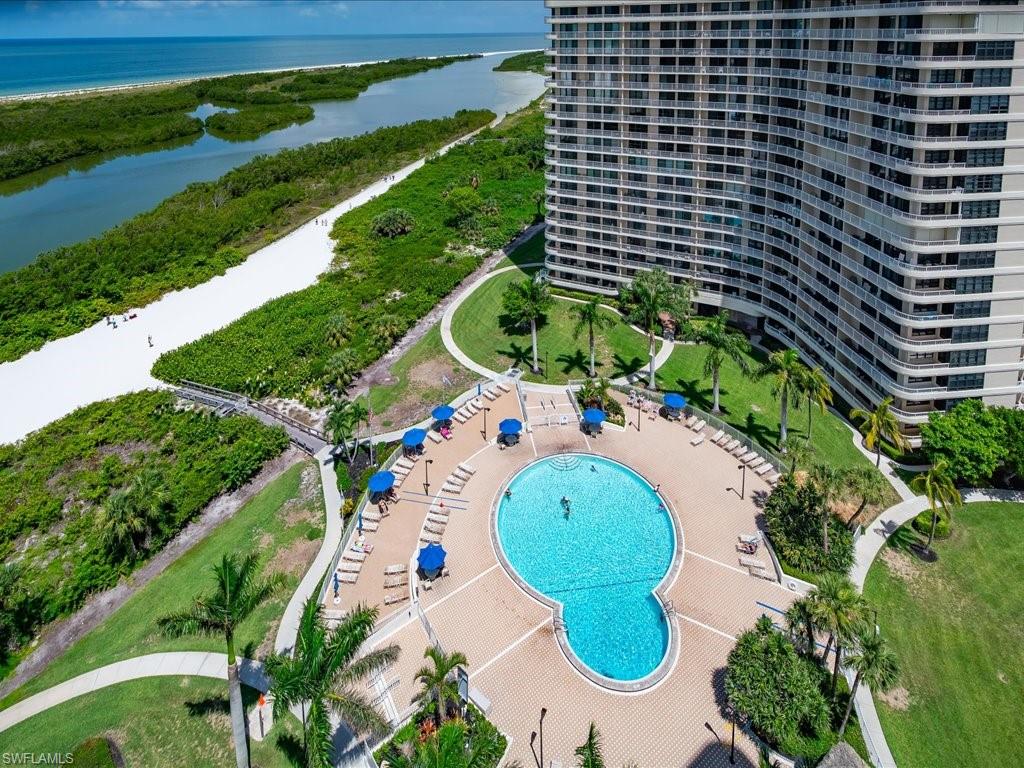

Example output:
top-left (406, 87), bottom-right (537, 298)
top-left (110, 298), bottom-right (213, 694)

top-left (338, 561), bottom-right (361, 574)
top-left (428, 431), bottom-right (443, 444)
top-left (731, 443), bottom-right (749, 456)
top-left (710, 429), bottom-right (724, 443)
top-left (746, 456), bottom-right (765, 468)
top-left (391, 465), bottom-right (410, 478)
top-left (754, 463), bottom-right (773, 476)
top-left (444, 476), bottom-right (465, 489)
top-left (766, 473), bottom-right (781, 485)
top-left (384, 593), bottom-right (408, 606)
top-left (362, 509), bottom-right (382, 522)
top-left (358, 520), bottom-right (379, 533)
top-left (692, 419), bottom-right (706, 432)
top-left (738, 533), bottom-right (762, 545)
top-left (458, 463), bottom-right (476, 474)
top-left (343, 551), bottom-right (367, 562)
top-left (337, 572), bottom-right (358, 584)
top-left (454, 412), bottom-right (468, 424)
top-left (395, 457), bottom-right (415, 470)
top-left (498, 381), bottom-right (512, 392)
top-left (465, 402), bottom-right (479, 415)
top-left (739, 556), bottom-right (768, 571)
top-left (393, 473), bottom-right (406, 489)
top-left (384, 564), bottom-right (407, 575)
top-left (429, 505), bottom-right (449, 516)
top-left (723, 439), bottom-right (740, 452)
top-left (453, 468), bottom-right (472, 481)
top-left (427, 513), bottom-right (449, 525)
top-left (419, 533), bottom-right (442, 544)
top-left (690, 435), bottom-right (705, 446)
top-left (684, 414), bottom-right (698, 428)
top-left (424, 522), bottom-right (446, 535)
top-left (738, 451), bottom-right (757, 463)
top-left (483, 389), bottom-right (497, 401)
top-left (384, 575), bottom-right (408, 589)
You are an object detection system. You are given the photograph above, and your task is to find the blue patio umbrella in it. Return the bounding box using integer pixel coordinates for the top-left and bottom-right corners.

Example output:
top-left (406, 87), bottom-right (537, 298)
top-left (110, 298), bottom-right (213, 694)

top-left (417, 543), bottom-right (447, 572)
top-left (432, 404), bottom-right (455, 421)
top-left (664, 393), bottom-right (686, 410)
top-left (367, 471), bottom-right (395, 494)
top-left (498, 418), bottom-right (523, 435)
top-left (582, 408), bottom-right (606, 424)
top-left (402, 428), bottom-right (427, 448)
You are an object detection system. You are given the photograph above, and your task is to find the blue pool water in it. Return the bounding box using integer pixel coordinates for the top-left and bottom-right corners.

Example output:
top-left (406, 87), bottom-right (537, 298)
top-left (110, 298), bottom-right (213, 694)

top-left (496, 454), bottom-right (675, 681)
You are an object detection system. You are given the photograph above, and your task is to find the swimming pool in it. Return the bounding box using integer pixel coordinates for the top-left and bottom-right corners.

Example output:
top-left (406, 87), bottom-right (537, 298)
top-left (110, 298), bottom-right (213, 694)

top-left (495, 454), bottom-right (677, 684)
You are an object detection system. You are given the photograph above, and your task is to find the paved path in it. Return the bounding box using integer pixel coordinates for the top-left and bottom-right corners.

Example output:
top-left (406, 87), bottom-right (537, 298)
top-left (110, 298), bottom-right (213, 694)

top-left (0, 126), bottom-right (489, 445)
top-left (841, 418), bottom-right (915, 501)
top-left (847, 488), bottom-right (1023, 768)
top-left (0, 652), bottom-right (267, 734)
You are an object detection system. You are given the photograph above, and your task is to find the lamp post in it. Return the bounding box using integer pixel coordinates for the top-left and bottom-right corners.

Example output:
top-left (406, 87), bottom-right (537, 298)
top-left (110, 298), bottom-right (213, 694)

top-left (737, 463), bottom-right (747, 500)
top-left (539, 707), bottom-right (546, 768)
top-left (482, 406), bottom-right (491, 440)
top-left (637, 400), bottom-right (642, 433)
top-left (424, 459), bottom-right (433, 496)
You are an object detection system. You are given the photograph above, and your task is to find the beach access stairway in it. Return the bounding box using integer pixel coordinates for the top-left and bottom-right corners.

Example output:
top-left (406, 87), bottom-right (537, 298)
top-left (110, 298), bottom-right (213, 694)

top-left (173, 379), bottom-right (328, 455)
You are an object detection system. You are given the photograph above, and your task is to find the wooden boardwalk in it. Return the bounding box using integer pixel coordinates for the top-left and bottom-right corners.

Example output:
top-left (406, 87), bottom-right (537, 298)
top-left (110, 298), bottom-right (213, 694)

top-left (174, 380), bottom-right (329, 455)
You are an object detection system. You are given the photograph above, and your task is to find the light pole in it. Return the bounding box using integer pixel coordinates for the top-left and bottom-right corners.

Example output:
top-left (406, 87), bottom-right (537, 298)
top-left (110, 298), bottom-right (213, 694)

top-left (424, 458), bottom-right (433, 496)
top-left (482, 406), bottom-right (491, 440)
top-left (539, 707), bottom-right (546, 768)
top-left (737, 463), bottom-right (747, 500)
top-left (637, 400), bottom-right (642, 433)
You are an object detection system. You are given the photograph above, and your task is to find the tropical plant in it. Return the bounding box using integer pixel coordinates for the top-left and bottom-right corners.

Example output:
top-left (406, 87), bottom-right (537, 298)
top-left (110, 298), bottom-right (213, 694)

top-left (797, 366), bottom-right (833, 440)
top-left (94, 488), bottom-right (150, 561)
top-left (809, 573), bottom-right (865, 696)
top-left (909, 458), bottom-right (962, 555)
top-left (575, 722), bottom-right (605, 768)
top-left (844, 467), bottom-right (889, 531)
top-left (725, 616), bottom-right (830, 747)
top-left (577, 377), bottom-right (612, 410)
top-left (325, 312), bottom-right (353, 349)
top-left (157, 553), bottom-right (286, 768)
top-left (838, 629), bottom-right (900, 736)
top-left (412, 646), bottom-right (469, 728)
top-left (381, 718), bottom-right (507, 768)
top-left (810, 463), bottom-right (844, 554)
top-left (324, 348), bottom-right (361, 393)
top-left (371, 313), bottom-right (407, 349)
top-left (570, 297), bottom-right (615, 378)
top-left (327, 398), bottom-right (358, 463)
top-left (687, 310), bottom-right (751, 412)
top-left (785, 595), bottom-right (818, 659)
top-left (919, 399), bottom-right (1008, 486)
top-left (763, 475), bottom-right (854, 575)
top-left (446, 186), bottom-right (483, 225)
top-left (780, 437), bottom-right (814, 476)
top-left (371, 208), bottom-right (416, 238)
top-left (266, 600), bottom-right (399, 768)
top-left (755, 348), bottom-right (806, 447)
top-left (851, 396), bottom-right (909, 468)
top-left (501, 275), bottom-right (553, 373)
top-left (618, 268), bottom-right (692, 390)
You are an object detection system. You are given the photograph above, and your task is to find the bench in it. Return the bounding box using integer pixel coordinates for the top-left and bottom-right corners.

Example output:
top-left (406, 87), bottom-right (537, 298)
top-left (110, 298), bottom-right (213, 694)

top-left (690, 435), bottom-right (705, 446)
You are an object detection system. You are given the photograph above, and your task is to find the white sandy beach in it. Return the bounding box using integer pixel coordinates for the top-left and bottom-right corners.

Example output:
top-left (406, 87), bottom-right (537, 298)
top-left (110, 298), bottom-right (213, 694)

top-left (0, 124), bottom-right (492, 444)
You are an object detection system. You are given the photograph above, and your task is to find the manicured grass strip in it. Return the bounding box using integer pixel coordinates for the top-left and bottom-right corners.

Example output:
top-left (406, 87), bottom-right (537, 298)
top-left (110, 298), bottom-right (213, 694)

top-left (655, 344), bottom-right (870, 470)
top-left (863, 502), bottom-right (1024, 768)
top-left (2, 460), bottom-right (323, 706)
top-left (0, 676), bottom-right (302, 768)
top-left (450, 263), bottom-right (649, 384)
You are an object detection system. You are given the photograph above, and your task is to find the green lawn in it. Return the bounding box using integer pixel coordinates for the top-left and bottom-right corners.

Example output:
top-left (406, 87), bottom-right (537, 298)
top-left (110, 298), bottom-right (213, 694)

top-left (863, 502), bottom-right (1024, 768)
top-left (451, 265), bottom-right (649, 384)
top-left (367, 325), bottom-right (477, 430)
top-left (656, 344), bottom-right (869, 471)
top-left (2, 460), bottom-right (323, 707)
top-left (0, 676), bottom-right (303, 767)
top-left (491, 228), bottom-right (546, 270)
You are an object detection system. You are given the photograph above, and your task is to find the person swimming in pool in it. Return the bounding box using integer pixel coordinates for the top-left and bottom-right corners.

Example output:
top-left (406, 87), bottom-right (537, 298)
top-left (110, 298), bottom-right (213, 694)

top-left (560, 496), bottom-right (571, 516)
top-left (505, 488), bottom-right (512, 500)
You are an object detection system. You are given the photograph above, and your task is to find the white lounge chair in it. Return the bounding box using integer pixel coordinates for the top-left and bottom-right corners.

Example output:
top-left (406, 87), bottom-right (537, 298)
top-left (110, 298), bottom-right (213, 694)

top-left (358, 520), bottom-right (379, 533)
top-left (746, 456), bottom-right (765, 468)
top-left (428, 431), bottom-right (443, 444)
top-left (384, 575), bottom-right (408, 589)
top-left (338, 561), bottom-right (361, 574)
top-left (362, 509), bottom-right (382, 522)
top-left (738, 451), bottom-right (757, 463)
top-left (710, 429), bottom-right (724, 443)
top-left (684, 414), bottom-right (698, 428)
top-left (454, 412), bottom-right (468, 424)
top-left (458, 463), bottom-right (476, 475)
top-left (755, 464), bottom-right (773, 476)
top-left (453, 468), bottom-right (472, 481)
top-left (739, 556), bottom-right (768, 571)
top-left (391, 465), bottom-right (410, 477)
top-left (498, 381), bottom-right (512, 392)
top-left (483, 389), bottom-right (497, 401)
top-left (692, 419), bottom-right (706, 432)
top-left (427, 513), bottom-right (449, 525)
top-left (337, 572), bottom-right (358, 584)
top-left (419, 533), bottom-right (442, 544)
top-left (766, 473), bottom-right (781, 485)
top-left (384, 593), bottom-right (408, 606)
top-left (429, 505), bottom-right (449, 516)
top-left (395, 457), bottom-right (415, 470)
top-left (343, 550), bottom-right (366, 562)
top-left (731, 443), bottom-right (749, 456)
top-left (465, 402), bottom-right (479, 415)
top-left (384, 564), bottom-right (407, 575)
top-left (690, 435), bottom-right (705, 446)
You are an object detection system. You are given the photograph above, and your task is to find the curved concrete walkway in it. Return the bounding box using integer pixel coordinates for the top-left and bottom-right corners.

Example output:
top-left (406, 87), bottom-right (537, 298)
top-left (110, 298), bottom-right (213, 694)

top-left (847, 488), bottom-right (1023, 768)
top-left (440, 261), bottom-right (671, 394)
top-left (0, 652), bottom-right (267, 734)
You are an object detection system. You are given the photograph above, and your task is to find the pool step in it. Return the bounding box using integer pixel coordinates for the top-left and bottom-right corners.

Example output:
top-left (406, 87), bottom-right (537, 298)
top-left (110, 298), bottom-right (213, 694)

top-left (550, 455), bottom-right (582, 472)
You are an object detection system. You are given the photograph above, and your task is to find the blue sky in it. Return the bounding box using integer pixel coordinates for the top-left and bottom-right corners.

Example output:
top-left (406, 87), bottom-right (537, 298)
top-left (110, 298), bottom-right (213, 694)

top-left (0, 0), bottom-right (547, 39)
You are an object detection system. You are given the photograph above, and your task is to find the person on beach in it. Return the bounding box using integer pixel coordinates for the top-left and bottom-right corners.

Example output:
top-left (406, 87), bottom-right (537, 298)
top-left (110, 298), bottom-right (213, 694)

top-left (147, 335), bottom-right (153, 348)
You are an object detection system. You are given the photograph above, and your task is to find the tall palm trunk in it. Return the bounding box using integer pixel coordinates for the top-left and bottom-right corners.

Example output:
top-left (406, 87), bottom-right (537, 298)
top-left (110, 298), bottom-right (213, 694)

top-left (831, 641), bottom-right (843, 696)
top-left (226, 636), bottom-right (250, 768)
top-left (588, 324), bottom-right (596, 378)
top-left (838, 671), bottom-right (862, 736)
top-left (927, 510), bottom-right (939, 551)
top-left (822, 633), bottom-right (834, 664)
top-left (807, 394), bottom-right (813, 438)
top-left (779, 384), bottom-right (789, 444)
top-left (712, 366), bottom-right (721, 412)
top-left (530, 319), bottom-right (540, 373)
top-left (648, 330), bottom-right (657, 390)
top-left (875, 445), bottom-right (882, 468)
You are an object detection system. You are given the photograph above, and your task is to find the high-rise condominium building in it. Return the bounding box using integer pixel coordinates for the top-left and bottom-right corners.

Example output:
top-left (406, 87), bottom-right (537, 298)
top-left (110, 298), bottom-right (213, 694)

top-left (543, 0), bottom-right (1024, 439)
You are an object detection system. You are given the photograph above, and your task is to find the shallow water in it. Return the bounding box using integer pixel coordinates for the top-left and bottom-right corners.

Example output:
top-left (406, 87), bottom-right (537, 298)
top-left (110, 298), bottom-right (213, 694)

top-left (0, 54), bottom-right (545, 272)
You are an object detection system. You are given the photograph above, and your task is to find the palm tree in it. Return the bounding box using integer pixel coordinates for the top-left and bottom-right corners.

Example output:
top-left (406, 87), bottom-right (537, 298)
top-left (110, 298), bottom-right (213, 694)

top-left (618, 268), bottom-right (692, 390)
top-left (158, 553), bottom-right (286, 768)
top-left (325, 312), bottom-right (352, 349)
top-left (413, 646), bottom-right (468, 728)
top-left (909, 458), bottom-right (962, 556)
top-left (371, 314), bottom-right (406, 349)
top-left (326, 399), bottom-right (357, 463)
top-left (797, 366), bottom-right (833, 440)
top-left (845, 467), bottom-right (889, 531)
top-left (501, 276), bottom-right (553, 373)
top-left (347, 399), bottom-right (370, 458)
top-left (838, 630), bottom-right (900, 736)
top-left (785, 595), bottom-right (818, 658)
top-left (95, 488), bottom-right (147, 560)
top-left (755, 348), bottom-right (806, 447)
top-left (571, 297), bottom-right (615, 378)
top-left (578, 376), bottom-right (611, 410)
top-left (851, 396), bottom-right (909, 468)
top-left (382, 719), bottom-right (508, 768)
top-left (575, 723), bottom-right (605, 768)
top-left (325, 348), bottom-right (360, 393)
top-left (266, 600), bottom-right (399, 768)
top-left (780, 437), bottom-right (814, 476)
top-left (810, 462), bottom-right (843, 554)
top-left (809, 573), bottom-right (865, 696)
top-left (687, 310), bottom-right (751, 412)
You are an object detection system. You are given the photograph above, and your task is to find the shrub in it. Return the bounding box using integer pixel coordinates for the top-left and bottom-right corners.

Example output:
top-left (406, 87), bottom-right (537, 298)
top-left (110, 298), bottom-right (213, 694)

top-left (912, 508), bottom-right (951, 539)
top-left (371, 208), bottom-right (416, 238)
top-left (726, 616), bottom-right (830, 748)
top-left (764, 475), bottom-right (854, 575)
top-left (920, 399), bottom-right (1007, 486)
top-left (446, 186), bottom-right (483, 224)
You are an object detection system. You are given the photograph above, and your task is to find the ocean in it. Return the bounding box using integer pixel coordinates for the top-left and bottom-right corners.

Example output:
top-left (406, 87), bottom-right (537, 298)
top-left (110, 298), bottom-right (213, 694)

top-left (0, 33), bottom-right (547, 96)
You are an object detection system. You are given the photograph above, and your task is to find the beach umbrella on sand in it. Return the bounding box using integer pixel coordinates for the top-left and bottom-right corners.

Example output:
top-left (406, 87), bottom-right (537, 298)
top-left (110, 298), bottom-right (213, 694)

top-left (402, 428), bottom-right (427, 448)
top-left (582, 408), bottom-right (606, 424)
top-left (367, 471), bottom-right (395, 494)
top-left (432, 405), bottom-right (455, 421)
top-left (664, 393), bottom-right (686, 410)
top-left (498, 418), bottom-right (523, 435)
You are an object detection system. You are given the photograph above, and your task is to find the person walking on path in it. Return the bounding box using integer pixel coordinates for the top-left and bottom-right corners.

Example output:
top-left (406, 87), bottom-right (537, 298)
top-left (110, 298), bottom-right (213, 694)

top-left (148, 335), bottom-right (153, 348)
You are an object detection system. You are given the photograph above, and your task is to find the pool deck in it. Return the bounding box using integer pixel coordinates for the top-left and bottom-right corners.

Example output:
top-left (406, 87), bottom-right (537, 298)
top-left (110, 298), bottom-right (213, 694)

top-left (328, 385), bottom-right (798, 767)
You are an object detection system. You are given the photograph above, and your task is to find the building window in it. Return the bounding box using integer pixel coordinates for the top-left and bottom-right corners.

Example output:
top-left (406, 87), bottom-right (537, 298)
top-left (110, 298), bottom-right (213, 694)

top-left (951, 324), bottom-right (988, 343)
top-left (949, 349), bottom-right (987, 367)
top-left (948, 373), bottom-right (984, 391)
top-left (930, 69), bottom-right (957, 84)
top-left (971, 95), bottom-right (1009, 114)
top-left (961, 175), bottom-right (1002, 193)
top-left (929, 96), bottom-right (954, 111)
top-left (976, 41), bottom-right (1015, 61)
top-left (961, 199), bottom-right (1000, 219)
top-left (965, 148), bottom-right (1004, 167)
top-left (968, 122), bottom-right (1007, 141)
top-left (955, 275), bottom-right (993, 294)
top-left (960, 226), bottom-right (998, 245)
top-left (972, 68), bottom-right (1011, 87)
top-left (953, 301), bottom-right (991, 319)
top-left (958, 251), bottom-right (996, 269)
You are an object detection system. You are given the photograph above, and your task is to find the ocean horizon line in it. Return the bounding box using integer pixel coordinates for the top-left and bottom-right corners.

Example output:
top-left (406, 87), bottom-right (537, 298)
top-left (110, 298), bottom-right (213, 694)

top-left (0, 31), bottom-right (543, 43)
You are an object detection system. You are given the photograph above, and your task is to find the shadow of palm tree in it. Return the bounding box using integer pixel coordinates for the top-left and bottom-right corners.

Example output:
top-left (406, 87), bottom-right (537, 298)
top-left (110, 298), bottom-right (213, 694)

top-left (612, 352), bottom-right (646, 378)
top-left (274, 733), bottom-right (306, 768)
top-left (743, 413), bottom-right (780, 452)
top-left (884, 522), bottom-right (922, 553)
top-left (496, 341), bottom-right (534, 369)
top-left (555, 348), bottom-right (589, 376)
top-left (184, 695), bottom-right (229, 717)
